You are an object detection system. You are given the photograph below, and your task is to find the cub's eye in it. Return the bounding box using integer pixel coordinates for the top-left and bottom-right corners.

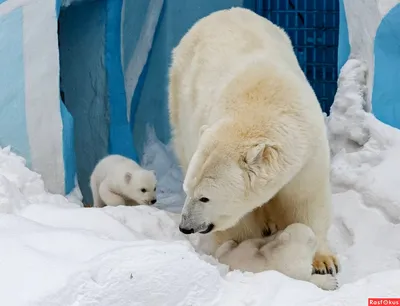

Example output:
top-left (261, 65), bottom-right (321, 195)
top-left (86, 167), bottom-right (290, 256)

top-left (199, 197), bottom-right (209, 203)
top-left (154, 187), bottom-right (156, 191)
top-left (141, 188), bottom-right (147, 193)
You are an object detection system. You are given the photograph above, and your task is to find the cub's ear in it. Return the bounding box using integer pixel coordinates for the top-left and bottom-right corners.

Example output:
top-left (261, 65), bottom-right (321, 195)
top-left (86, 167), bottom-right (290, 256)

top-left (307, 236), bottom-right (317, 248)
top-left (199, 125), bottom-right (209, 138)
top-left (276, 231), bottom-right (291, 243)
top-left (124, 172), bottom-right (132, 184)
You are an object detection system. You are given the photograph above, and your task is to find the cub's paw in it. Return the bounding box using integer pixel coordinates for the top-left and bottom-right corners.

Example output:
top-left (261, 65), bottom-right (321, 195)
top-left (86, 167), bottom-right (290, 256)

top-left (323, 275), bottom-right (339, 291)
top-left (262, 222), bottom-right (278, 237)
top-left (214, 240), bottom-right (238, 259)
top-left (310, 274), bottom-right (339, 291)
top-left (313, 252), bottom-right (340, 275)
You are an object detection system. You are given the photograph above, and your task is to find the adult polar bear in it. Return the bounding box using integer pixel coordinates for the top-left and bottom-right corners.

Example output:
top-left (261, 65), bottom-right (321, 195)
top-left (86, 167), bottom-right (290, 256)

top-left (169, 7), bottom-right (338, 274)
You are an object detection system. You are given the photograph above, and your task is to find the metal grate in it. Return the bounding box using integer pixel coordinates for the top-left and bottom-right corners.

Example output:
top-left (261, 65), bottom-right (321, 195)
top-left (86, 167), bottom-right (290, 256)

top-left (255, 0), bottom-right (339, 113)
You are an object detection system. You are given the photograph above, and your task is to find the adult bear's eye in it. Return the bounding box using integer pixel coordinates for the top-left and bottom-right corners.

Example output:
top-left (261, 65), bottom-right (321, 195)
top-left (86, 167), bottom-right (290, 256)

top-left (199, 197), bottom-right (209, 203)
top-left (141, 188), bottom-right (147, 193)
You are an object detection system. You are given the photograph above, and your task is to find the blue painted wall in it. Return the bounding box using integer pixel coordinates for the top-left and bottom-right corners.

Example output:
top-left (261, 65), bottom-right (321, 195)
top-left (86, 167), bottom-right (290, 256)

top-left (122, 0), bottom-right (149, 72)
top-left (0, 8), bottom-right (31, 165)
top-left (60, 101), bottom-right (76, 194)
top-left (372, 4), bottom-right (400, 129)
top-left (131, 0), bottom-right (251, 159)
top-left (338, 0), bottom-right (350, 71)
top-left (106, 0), bottom-right (137, 162)
top-left (56, 0), bottom-right (76, 195)
top-left (58, 0), bottom-right (109, 204)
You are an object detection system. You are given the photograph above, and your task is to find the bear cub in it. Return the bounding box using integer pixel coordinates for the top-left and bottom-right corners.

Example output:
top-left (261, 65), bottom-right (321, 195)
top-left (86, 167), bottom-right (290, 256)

top-left (90, 154), bottom-right (157, 208)
top-left (215, 223), bottom-right (338, 290)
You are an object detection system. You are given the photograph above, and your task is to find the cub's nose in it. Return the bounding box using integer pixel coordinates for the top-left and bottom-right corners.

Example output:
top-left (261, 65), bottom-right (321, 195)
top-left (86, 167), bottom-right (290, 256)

top-left (150, 199), bottom-right (157, 204)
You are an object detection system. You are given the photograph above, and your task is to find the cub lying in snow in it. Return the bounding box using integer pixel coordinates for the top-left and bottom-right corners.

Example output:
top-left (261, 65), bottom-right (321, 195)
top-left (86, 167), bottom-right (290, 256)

top-left (215, 223), bottom-right (338, 290)
top-left (90, 154), bottom-right (157, 208)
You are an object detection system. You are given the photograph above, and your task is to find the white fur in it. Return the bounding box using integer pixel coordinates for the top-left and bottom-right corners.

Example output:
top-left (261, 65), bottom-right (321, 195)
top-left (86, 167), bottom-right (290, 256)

top-left (169, 7), bottom-right (337, 274)
top-left (215, 223), bottom-right (338, 291)
top-left (90, 154), bottom-right (157, 207)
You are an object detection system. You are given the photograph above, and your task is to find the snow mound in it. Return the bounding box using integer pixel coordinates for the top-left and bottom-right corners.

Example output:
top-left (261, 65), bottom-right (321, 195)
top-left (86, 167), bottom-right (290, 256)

top-left (326, 59), bottom-right (400, 284)
top-left (0, 59), bottom-right (400, 305)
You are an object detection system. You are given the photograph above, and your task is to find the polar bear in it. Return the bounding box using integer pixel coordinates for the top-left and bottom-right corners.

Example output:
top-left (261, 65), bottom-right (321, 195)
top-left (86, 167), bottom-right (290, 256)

top-left (215, 223), bottom-right (338, 290)
top-left (90, 154), bottom-right (157, 208)
top-left (168, 7), bottom-right (338, 275)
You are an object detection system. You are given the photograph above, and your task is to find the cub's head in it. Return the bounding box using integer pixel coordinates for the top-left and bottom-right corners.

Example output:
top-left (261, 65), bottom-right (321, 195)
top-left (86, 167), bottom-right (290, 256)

top-left (276, 223), bottom-right (317, 252)
top-left (123, 169), bottom-right (157, 205)
top-left (179, 122), bottom-right (281, 235)
top-left (266, 224), bottom-right (317, 279)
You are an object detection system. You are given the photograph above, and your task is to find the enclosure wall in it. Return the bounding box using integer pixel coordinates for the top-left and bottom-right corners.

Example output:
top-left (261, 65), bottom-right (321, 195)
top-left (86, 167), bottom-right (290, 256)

top-left (0, 0), bottom-right (70, 195)
top-left (59, 0), bottom-right (109, 202)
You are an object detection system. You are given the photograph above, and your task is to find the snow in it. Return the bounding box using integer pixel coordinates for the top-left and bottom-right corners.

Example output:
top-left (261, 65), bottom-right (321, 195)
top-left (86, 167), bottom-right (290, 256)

top-left (1, 58), bottom-right (400, 305)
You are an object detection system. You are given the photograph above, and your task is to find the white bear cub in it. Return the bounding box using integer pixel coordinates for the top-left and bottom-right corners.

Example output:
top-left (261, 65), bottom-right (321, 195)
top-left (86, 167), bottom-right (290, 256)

top-left (90, 154), bottom-right (157, 208)
top-left (215, 223), bottom-right (338, 291)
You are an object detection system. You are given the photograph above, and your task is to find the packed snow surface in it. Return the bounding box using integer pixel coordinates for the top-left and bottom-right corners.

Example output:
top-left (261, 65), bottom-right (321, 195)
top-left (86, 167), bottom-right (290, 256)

top-left (0, 59), bottom-right (400, 306)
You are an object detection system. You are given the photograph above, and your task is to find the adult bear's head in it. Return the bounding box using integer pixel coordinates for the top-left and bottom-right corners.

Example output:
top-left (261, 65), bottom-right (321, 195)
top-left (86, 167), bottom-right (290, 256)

top-left (178, 118), bottom-right (282, 235)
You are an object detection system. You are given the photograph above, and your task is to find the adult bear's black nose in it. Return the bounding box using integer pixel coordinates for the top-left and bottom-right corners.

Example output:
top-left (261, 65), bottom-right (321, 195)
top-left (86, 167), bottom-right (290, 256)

top-left (179, 226), bottom-right (195, 234)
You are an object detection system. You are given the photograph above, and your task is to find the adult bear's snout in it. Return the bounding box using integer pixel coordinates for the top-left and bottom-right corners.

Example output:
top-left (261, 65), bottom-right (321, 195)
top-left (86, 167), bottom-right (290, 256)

top-left (178, 225), bottom-right (195, 234)
top-left (178, 216), bottom-right (214, 235)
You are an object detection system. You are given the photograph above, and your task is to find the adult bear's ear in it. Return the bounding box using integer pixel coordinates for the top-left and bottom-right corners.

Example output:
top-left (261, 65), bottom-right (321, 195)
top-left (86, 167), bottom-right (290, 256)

top-left (244, 141), bottom-right (279, 167)
top-left (246, 143), bottom-right (267, 165)
top-left (240, 141), bottom-right (280, 187)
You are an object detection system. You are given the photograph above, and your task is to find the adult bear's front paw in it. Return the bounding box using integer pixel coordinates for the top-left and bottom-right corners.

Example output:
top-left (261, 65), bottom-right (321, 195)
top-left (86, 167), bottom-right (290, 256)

top-left (312, 252), bottom-right (340, 275)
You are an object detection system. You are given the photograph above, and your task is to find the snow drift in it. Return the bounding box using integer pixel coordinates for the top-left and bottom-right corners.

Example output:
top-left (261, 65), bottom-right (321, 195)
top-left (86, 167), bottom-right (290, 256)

top-left (0, 59), bottom-right (400, 306)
